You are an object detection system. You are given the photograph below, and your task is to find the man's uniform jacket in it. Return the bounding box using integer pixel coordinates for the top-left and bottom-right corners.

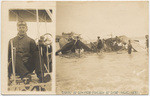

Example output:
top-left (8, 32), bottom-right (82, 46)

top-left (8, 34), bottom-right (41, 78)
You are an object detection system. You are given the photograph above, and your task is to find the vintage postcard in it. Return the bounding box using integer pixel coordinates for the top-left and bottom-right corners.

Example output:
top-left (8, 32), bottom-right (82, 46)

top-left (56, 1), bottom-right (149, 95)
top-left (1, 1), bottom-right (149, 95)
top-left (1, 1), bottom-right (56, 94)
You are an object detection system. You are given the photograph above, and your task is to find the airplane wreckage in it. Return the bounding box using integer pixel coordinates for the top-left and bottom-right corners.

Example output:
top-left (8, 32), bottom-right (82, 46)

top-left (56, 32), bottom-right (145, 55)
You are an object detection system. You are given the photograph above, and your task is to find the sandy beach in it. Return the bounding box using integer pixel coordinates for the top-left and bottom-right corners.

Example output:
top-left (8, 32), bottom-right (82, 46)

top-left (56, 51), bottom-right (148, 95)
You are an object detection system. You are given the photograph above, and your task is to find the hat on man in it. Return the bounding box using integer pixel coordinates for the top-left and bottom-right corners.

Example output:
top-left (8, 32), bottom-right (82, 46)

top-left (17, 21), bottom-right (27, 26)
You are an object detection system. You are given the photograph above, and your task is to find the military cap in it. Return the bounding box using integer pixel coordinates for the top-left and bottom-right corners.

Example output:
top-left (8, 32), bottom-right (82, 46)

top-left (17, 21), bottom-right (27, 26)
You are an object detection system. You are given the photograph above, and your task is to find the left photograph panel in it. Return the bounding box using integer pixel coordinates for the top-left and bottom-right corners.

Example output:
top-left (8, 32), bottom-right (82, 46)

top-left (1, 1), bottom-right (56, 94)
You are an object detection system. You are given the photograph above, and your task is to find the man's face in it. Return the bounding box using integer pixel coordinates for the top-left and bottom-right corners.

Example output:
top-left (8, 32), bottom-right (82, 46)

top-left (17, 25), bottom-right (27, 35)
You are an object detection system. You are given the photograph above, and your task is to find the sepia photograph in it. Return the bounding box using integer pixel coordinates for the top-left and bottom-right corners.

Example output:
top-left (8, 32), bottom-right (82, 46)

top-left (1, 1), bottom-right (56, 94)
top-left (56, 1), bottom-right (149, 95)
top-left (1, 1), bottom-right (149, 95)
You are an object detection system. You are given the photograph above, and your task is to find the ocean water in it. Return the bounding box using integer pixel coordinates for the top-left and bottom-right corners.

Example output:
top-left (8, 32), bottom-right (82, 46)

top-left (56, 51), bottom-right (149, 95)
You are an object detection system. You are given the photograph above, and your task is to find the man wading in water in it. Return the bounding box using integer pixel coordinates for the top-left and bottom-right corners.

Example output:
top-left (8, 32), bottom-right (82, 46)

top-left (97, 36), bottom-right (103, 53)
top-left (145, 35), bottom-right (149, 53)
top-left (128, 40), bottom-right (132, 54)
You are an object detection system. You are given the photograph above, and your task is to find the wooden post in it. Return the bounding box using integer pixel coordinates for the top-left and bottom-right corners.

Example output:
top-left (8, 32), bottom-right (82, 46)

top-left (45, 14), bottom-right (47, 34)
top-left (47, 45), bottom-right (50, 73)
top-left (36, 9), bottom-right (44, 82)
top-left (11, 40), bottom-right (16, 85)
top-left (36, 9), bottom-right (40, 38)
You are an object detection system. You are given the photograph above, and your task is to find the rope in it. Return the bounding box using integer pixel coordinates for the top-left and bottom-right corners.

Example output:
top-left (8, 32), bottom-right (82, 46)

top-left (10, 40), bottom-right (17, 85)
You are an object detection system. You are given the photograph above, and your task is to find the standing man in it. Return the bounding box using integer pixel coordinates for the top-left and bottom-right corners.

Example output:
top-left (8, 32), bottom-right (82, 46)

top-left (128, 40), bottom-right (132, 54)
top-left (8, 21), bottom-right (50, 84)
top-left (145, 35), bottom-right (149, 53)
top-left (97, 36), bottom-right (103, 52)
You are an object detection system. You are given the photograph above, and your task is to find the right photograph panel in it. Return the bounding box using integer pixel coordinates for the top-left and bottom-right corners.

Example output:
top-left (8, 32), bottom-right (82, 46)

top-left (56, 1), bottom-right (149, 95)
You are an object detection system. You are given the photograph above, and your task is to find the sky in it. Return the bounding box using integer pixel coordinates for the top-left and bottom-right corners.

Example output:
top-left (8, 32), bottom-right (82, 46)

top-left (56, 1), bottom-right (149, 40)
